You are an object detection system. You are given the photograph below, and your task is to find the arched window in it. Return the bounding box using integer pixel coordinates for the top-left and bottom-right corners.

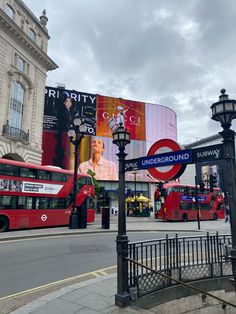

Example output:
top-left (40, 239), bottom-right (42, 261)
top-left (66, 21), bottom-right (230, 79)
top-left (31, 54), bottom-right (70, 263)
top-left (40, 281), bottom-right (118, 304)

top-left (9, 81), bottom-right (24, 129)
top-left (5, 4), bottom-right (15, 20)
top-left (28, 28), bottom-right (36, 42)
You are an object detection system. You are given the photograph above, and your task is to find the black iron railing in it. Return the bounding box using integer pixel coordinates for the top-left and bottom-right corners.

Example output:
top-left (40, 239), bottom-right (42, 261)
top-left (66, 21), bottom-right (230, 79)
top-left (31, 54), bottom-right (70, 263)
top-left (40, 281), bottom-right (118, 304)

top-left (127, 257), bottom-right (236, 309)
top-left (128, 232), bottom-right (232, 298)
top-left (2, 122), bottom-right (29, 144)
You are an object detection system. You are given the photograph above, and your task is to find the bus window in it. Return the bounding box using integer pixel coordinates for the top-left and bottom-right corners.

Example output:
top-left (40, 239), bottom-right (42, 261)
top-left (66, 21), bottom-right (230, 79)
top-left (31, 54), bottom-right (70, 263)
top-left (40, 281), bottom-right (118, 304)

top-left (37, 170), bottom-right (50, 181)
top-left (20, 167), bottom-right (37, 178)
top-left (35, 197), bottom-right (50, 209)
top-left (0, 164), bottom-right (19, 176)
top-left (26, 197), bottom-right (33, 209)
top-left (85, 177), bottom-right (92, 185)
top-left (51, 172), bottom-right (68, 182)
top-left (0, 196), bottom-right (13, 208)
top-left (199, 204), bottom-right (209, 210)
top-left (180, 203), bottom-right (188, 210)
top-left (50, 198), bottom-right (66, 209)
top-left (168, 186), bottom-right (180, 193)
top-left (78, 176), bottom-right (86, 188)
top-left (17, 196), bottom-right (26, 209)
top-left (86, 196), bottom-right (95, 209)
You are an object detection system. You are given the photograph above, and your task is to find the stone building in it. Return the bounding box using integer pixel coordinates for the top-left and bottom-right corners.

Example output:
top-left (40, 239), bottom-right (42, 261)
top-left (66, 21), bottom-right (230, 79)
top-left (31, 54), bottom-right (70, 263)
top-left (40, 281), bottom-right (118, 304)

top-left (0, 0), bottom-right (57, 163)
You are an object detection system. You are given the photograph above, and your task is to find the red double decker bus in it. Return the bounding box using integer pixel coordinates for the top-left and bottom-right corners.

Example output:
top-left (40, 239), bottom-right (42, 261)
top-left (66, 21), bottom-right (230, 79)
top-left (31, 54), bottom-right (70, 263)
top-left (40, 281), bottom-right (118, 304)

top-left (155, 183), bottom-right (225, 222)
top-left (0, 159), bottom-right (95, 232)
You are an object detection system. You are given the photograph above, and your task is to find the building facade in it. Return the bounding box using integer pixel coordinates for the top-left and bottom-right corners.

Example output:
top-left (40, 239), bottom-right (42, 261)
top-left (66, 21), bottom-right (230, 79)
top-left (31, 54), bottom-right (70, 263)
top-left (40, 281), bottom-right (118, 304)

top-left (0, 0), bottom-right (57, 163)
top-left (180, 134), bottom-right (230, 193)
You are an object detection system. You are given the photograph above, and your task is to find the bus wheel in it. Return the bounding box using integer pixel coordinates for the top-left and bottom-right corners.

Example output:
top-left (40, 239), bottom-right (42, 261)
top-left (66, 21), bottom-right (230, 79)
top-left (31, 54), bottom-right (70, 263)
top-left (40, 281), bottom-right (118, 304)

top-left (213, 213), bottom-right (218, 220)
top-left (182, 214), bottom-right (188, 222)
top-left (0, 216), bottom-right (9, 232)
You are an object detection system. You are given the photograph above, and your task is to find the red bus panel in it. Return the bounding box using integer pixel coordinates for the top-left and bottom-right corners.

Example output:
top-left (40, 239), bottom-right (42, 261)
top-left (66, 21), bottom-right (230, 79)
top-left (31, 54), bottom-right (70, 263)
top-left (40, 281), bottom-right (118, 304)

top-left (0, 159), bottom-right (95, 232)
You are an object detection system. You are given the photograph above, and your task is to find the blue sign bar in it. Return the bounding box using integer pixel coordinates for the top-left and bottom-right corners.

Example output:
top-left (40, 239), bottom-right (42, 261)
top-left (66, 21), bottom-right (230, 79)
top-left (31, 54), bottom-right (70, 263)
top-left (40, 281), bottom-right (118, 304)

top-left (181, 195), bottom-right (207, 202)
top-left (138, 149), bottom-right (192, 170)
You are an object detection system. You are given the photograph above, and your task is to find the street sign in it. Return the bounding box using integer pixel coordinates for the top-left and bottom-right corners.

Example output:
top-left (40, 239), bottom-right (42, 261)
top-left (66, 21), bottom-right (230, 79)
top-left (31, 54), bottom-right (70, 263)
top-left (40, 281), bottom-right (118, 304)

top-left (125, 149), bottom-right (192, 172)
top-left (125, 158), bottom-right (140, 171)
top-left (139, 149), bottom-right (192, 169)
top-left (192, 144), bottom-right (224, 163)
top-left (124, 141), bottom-right (225, 180)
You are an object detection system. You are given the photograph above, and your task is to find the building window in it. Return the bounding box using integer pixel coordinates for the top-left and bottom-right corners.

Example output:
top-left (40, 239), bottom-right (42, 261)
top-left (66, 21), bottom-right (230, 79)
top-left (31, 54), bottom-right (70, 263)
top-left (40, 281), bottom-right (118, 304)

top-left (5, 4), bottom-right (15, 20)
top-left (9, 81), bottom-right (24, 129)
top-left (14, 54), bottom-right (29, 74)
top-left (28, 28), bottom-right (36, 42)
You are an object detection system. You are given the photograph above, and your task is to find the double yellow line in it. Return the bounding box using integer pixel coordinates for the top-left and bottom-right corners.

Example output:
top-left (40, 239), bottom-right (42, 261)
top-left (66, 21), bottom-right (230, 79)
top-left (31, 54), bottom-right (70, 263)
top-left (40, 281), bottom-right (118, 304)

top-left (0, 265), bottom-right (116, 301)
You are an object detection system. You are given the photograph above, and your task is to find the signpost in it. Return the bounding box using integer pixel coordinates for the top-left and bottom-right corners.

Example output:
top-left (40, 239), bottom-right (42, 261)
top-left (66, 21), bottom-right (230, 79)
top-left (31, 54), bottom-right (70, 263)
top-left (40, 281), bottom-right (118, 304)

top-left (124, 139), bottom-right (224, 182)
top-left (192, 144), bottom-right (224, 163)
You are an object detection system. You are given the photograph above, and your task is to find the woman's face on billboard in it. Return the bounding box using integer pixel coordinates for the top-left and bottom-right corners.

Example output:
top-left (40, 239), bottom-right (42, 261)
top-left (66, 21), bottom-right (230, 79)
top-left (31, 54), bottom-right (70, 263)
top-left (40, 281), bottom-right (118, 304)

top-left (64, 97), bottom-right (72, 110)
top-left (92, 139), bottom-right (104, 155)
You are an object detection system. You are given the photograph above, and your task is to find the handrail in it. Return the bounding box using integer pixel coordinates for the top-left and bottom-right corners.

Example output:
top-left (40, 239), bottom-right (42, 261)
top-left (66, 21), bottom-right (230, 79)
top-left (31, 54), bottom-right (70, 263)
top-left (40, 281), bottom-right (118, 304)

top-left (126, 257), bottom-right (236, 309)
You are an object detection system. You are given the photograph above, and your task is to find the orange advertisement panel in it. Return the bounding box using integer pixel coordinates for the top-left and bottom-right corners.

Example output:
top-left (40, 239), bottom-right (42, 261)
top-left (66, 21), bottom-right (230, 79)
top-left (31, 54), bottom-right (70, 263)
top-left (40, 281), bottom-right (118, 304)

top-left (96, 95), bottom-right (146, 140)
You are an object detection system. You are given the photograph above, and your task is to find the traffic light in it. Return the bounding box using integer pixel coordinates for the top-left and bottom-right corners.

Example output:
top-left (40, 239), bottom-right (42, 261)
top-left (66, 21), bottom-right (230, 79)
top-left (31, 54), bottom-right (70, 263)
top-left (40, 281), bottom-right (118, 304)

top-left (156, 182), bottom-right (167, 197)
top-left (209, 175), bottom-right (213, 192)
top-left (212, 174), bottom-right (218, 187)
top-left (162, 188), bottom-right (167, 197)
top-left (156, 182), bottom-right (163, 191)
top-left (209, 174), bottom-right (218, 192)
top-left (199, 182), bottom-right (205, 193)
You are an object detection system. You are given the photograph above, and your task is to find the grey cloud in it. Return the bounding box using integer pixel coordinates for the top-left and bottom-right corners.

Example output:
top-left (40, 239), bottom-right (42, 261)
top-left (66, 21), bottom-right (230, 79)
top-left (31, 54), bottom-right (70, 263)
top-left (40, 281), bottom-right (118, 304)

top-left (24, 0), bottom-right (236, 143)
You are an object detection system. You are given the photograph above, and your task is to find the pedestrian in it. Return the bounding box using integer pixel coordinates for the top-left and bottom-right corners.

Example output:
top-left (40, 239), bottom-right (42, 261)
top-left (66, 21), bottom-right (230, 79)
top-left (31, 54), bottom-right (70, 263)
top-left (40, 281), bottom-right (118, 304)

top-left (225, 206), bottom-right (230, 223)
top-left (149, 206), bottom-right (154, 220)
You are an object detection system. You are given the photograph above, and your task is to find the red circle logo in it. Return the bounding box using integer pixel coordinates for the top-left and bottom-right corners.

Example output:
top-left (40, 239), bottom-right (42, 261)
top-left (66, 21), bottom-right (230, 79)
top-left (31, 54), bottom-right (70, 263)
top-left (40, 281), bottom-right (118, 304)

top-left (147, 139), bottom-right (186, 181)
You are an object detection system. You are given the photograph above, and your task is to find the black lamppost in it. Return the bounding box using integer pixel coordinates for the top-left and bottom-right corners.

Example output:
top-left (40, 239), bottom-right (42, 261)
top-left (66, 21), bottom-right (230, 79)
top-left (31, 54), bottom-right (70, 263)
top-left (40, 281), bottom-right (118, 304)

top-left (112, 123), bottom-right (131, 307)
top-left (211, 89), bottom-right (236, 286)
top-left (67, 113), bottom-right (87, 229)
top-left (132, 172), bottom-right (137, 211)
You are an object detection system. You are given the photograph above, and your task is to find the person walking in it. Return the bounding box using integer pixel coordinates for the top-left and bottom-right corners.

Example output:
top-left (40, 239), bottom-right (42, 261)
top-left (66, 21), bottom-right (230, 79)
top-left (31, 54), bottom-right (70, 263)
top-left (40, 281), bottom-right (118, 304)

top-left (225, 205), bottom-right (230, 223)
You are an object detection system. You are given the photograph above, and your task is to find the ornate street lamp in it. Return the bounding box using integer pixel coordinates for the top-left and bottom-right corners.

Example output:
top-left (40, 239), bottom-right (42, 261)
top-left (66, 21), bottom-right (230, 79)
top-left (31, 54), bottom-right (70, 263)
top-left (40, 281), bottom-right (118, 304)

top-left (67, 113), bottom-right (87, 229)
top-left (211, 88), bottom-right (236, 286)
top-left (112, 123), bottom-right (131, 307)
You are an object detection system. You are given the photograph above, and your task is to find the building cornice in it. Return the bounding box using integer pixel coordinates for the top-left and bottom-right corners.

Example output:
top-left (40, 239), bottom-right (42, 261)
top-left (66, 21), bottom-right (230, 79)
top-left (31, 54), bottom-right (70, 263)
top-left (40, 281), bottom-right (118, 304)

top-left (184, 134), bottom-right (222, 149)
top-left (0, 8), bottom-right (58, 71)
top-left (15, 0), bottom-right (50, 37)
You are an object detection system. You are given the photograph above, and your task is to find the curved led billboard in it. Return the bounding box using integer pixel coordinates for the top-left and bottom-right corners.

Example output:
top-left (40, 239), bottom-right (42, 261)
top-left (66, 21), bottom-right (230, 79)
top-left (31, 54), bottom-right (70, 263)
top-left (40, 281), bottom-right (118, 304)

top-left (42, 87), bottom-right (177, 182)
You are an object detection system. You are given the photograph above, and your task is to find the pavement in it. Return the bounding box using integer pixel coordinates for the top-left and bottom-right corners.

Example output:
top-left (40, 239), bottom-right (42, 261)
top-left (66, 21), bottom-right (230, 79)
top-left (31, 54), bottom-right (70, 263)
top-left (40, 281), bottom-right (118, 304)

top-left (0, 214), bottom-right (231, 314)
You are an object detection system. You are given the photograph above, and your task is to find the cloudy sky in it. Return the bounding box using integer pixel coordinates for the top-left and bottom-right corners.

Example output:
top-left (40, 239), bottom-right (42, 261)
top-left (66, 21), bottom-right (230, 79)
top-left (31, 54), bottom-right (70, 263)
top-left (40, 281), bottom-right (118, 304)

top-left (24, 0), bottom-right (236, 145)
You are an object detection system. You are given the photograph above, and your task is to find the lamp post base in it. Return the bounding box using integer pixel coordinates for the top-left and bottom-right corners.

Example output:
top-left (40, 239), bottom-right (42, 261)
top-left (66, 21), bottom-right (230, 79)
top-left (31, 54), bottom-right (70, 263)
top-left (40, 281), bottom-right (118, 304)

top-left (115, 292), bottom-right (130, 308)
top-left (231, 248), bottom-right (236, 290)
top-left (69, 212), bottom-right (79, 229)
top-left (78, 206), bottom-right (87, 229)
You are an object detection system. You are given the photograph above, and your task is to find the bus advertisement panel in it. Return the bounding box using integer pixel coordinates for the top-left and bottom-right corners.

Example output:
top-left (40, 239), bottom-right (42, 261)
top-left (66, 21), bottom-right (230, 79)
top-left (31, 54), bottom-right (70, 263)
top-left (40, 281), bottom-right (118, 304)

top-left (0, 159), bottom-right (95, 232)
top-left (42, 86), bottom-right (177, 182)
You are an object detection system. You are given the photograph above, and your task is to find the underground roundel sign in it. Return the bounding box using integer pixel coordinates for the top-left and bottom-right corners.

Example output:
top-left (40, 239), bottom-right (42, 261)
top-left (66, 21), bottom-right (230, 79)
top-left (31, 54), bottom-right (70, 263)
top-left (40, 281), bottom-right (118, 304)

top-left (147, 139), bottom-right (187, 181)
